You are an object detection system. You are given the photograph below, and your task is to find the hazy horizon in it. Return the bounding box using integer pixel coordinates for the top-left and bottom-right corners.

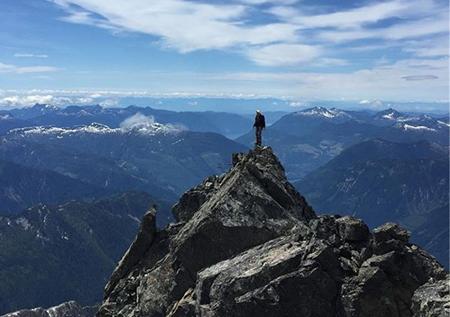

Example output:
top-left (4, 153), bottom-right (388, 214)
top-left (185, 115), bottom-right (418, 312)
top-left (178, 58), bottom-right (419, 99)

top-left (0, 94), bottom-right (448, 115)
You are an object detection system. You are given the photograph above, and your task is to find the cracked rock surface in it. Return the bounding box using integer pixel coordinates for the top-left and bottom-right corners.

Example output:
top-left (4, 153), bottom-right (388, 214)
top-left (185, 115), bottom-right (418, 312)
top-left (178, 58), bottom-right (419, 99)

top-left (1, 301), bottom-right (96, 317)
top-left (98, 147), bottom-right (447, 317)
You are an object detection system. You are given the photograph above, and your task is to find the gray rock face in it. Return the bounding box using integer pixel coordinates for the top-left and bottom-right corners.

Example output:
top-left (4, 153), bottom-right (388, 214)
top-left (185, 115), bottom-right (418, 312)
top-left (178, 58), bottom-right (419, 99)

top-left (412, 274), bottom-right (450, 317)
top-left (1, 301), bottom-right (96, 317)
top-left (98, 147), bottom-right (447, 317)
top-left (104, 209), bottom-right (157, 296)
top-left (172, 175), bottom-right (223, 222)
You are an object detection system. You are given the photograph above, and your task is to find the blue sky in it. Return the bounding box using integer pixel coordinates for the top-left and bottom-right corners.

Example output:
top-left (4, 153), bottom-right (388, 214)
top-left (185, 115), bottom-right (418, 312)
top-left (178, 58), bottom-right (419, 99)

top-left (0, 0), bottom-right (448, 108)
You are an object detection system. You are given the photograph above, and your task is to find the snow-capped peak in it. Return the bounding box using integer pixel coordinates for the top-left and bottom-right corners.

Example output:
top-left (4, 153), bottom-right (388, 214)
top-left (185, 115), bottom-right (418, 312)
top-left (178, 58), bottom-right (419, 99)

top-left (11, 123), bottom-right (117, 136)
top-left (296, 106), bottom-right (351, 119)
top-left (9, 115), bottom-right (184, 137)
top-left (375, 108), bottom-right (402, 120)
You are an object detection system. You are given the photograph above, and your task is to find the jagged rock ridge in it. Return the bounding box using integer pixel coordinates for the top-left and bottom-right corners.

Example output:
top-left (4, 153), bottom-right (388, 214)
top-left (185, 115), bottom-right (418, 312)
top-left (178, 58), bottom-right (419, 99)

top-left (1, 301), bottom-right (96, 317)
top-left (99, 147), bottom-right (447, 317)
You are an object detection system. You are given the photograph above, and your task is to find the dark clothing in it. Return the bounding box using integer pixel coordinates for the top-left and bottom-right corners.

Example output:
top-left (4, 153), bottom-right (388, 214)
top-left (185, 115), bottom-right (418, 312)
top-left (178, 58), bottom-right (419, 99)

top-left (253, 113), bottom-right (266, 128)
top-left (253, 113), bottom-right (265, 146)
top-left (255, 126), bottom-right (263, 146)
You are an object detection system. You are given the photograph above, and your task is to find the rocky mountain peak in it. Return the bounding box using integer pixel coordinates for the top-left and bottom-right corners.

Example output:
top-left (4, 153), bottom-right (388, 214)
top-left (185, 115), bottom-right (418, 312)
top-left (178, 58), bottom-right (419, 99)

top-left (98, 147), bottom-right (447, 317)
top-left (374, 108), bottom-right (403, 120)
top-left (173, 146), bottom-right (315, 224)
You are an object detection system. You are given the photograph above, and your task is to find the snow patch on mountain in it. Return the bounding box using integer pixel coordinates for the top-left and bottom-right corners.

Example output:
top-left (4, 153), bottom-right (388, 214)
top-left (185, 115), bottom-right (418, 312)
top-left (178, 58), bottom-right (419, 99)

top-left (374, 108), bottom-right (402, 120)
top-left (13, 123), bottom-right (116, 136)
top-left (402, 124), bottom-right (437, 132)
top-left (295, 107), bottom-right (352, 119)
top-left (15, 217), bottom-right (31, 230)
top-left (382, 112), bottom-right (397, 120)
top-left (9, 113), bottom-right (185, 137)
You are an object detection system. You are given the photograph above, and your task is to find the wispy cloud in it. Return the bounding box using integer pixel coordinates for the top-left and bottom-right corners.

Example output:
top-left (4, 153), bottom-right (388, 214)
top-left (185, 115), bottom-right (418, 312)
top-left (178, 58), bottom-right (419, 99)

top-left (0, 62), bottom-right (60, 74)
top-left (48, 0), bottom-right (448, 68)
top-left (49, 0), bottom-right (307, 65)
top-left (212, 57), bottom-right (448, 100)
top-left (269, 0), bottom-right (439, 29)
top-left (402, 75), bottom-right (438, 81)
top-left (317, 13), bottom-right (448, 43)
top-left (403, 36), bottom-right (449, 58)
top-left (50, 0), bottom-right (298, 52)
top-left (14, 53), bottom-right (49, 58)
top-left (246, 44), bottom-right (321, 66)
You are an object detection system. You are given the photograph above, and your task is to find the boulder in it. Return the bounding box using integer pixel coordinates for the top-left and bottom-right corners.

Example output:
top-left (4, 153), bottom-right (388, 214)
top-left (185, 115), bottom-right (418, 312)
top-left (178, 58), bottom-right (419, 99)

top-left (336, 216), bottom-right (370, 242)
top-left (373, 222), bottom-right (410, 243)
top-left (412, 274), bottom-right (450, 317)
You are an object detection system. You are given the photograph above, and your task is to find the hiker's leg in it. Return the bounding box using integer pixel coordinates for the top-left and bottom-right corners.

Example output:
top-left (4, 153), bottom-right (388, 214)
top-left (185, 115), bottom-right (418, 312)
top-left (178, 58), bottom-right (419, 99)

top-left (256, 127), bottom-right (262, 145)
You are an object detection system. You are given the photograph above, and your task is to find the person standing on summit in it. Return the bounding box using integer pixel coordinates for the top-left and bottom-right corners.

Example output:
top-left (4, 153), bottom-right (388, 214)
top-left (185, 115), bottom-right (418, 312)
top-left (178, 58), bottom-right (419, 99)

top-left (253, 110), bottom-right (266, 147)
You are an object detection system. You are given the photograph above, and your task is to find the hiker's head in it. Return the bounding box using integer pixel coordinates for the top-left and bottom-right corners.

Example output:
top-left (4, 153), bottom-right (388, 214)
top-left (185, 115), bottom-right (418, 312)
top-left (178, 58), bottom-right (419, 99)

top-left (256, 110), bottom-right (262, 115)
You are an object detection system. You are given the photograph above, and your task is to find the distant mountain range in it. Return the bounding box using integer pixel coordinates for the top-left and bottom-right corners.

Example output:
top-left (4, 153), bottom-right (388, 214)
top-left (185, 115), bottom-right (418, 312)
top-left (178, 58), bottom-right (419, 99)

top-left (0, 192), bottom-right (157, 315)
top-left (1, 104), bottom-right (252, 138)
top-left (295, 139), bottom-right (449, 266)
top-left (0, 160), bottom-right (106, 215)
top-left (237, 106), bottom-right (449, 179)
top-left (0, 113), bottom-right (28, 135)
top-left (0, 122), bottom-right (247, 222)
top-left (4, 122), bottom-right (246, 192)
top-left (0, 104), bottom-right (448, 314)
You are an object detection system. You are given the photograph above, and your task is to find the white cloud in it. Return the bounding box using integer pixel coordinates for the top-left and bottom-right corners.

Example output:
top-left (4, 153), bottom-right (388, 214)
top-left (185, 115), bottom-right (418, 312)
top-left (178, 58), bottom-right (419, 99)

top-left (0, 62), bottom-right (59, 74)
top-left (0, 95), bottom-right (57, 107)
top-left (51, 0), bottom-right (298, 53)
top-left (359, 99), bottom-right (384, 109)
top-left (120, 112), bottom-right (185, 134)
top-left (213, 57), bottom-right (449, 100)
top-left (48, 0), bottom-right (314, 66)
top-left (246, 44), bottom-right (321, 66)
top-left (48, 0), bottom-right (449, 69)
top-left (317, 13), bottom-right (448, 43)
top-left (403, 36), bottom-right (449, 58)
top-left (270, 0), bottom-right (438, 29)
top-left (0, 94), bottom-right (95, 108)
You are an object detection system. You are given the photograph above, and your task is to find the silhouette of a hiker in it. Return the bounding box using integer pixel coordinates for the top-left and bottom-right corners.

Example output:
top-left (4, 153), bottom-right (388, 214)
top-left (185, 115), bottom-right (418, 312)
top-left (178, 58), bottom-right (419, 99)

top-left (253, 110), bottom-right (266, 147)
